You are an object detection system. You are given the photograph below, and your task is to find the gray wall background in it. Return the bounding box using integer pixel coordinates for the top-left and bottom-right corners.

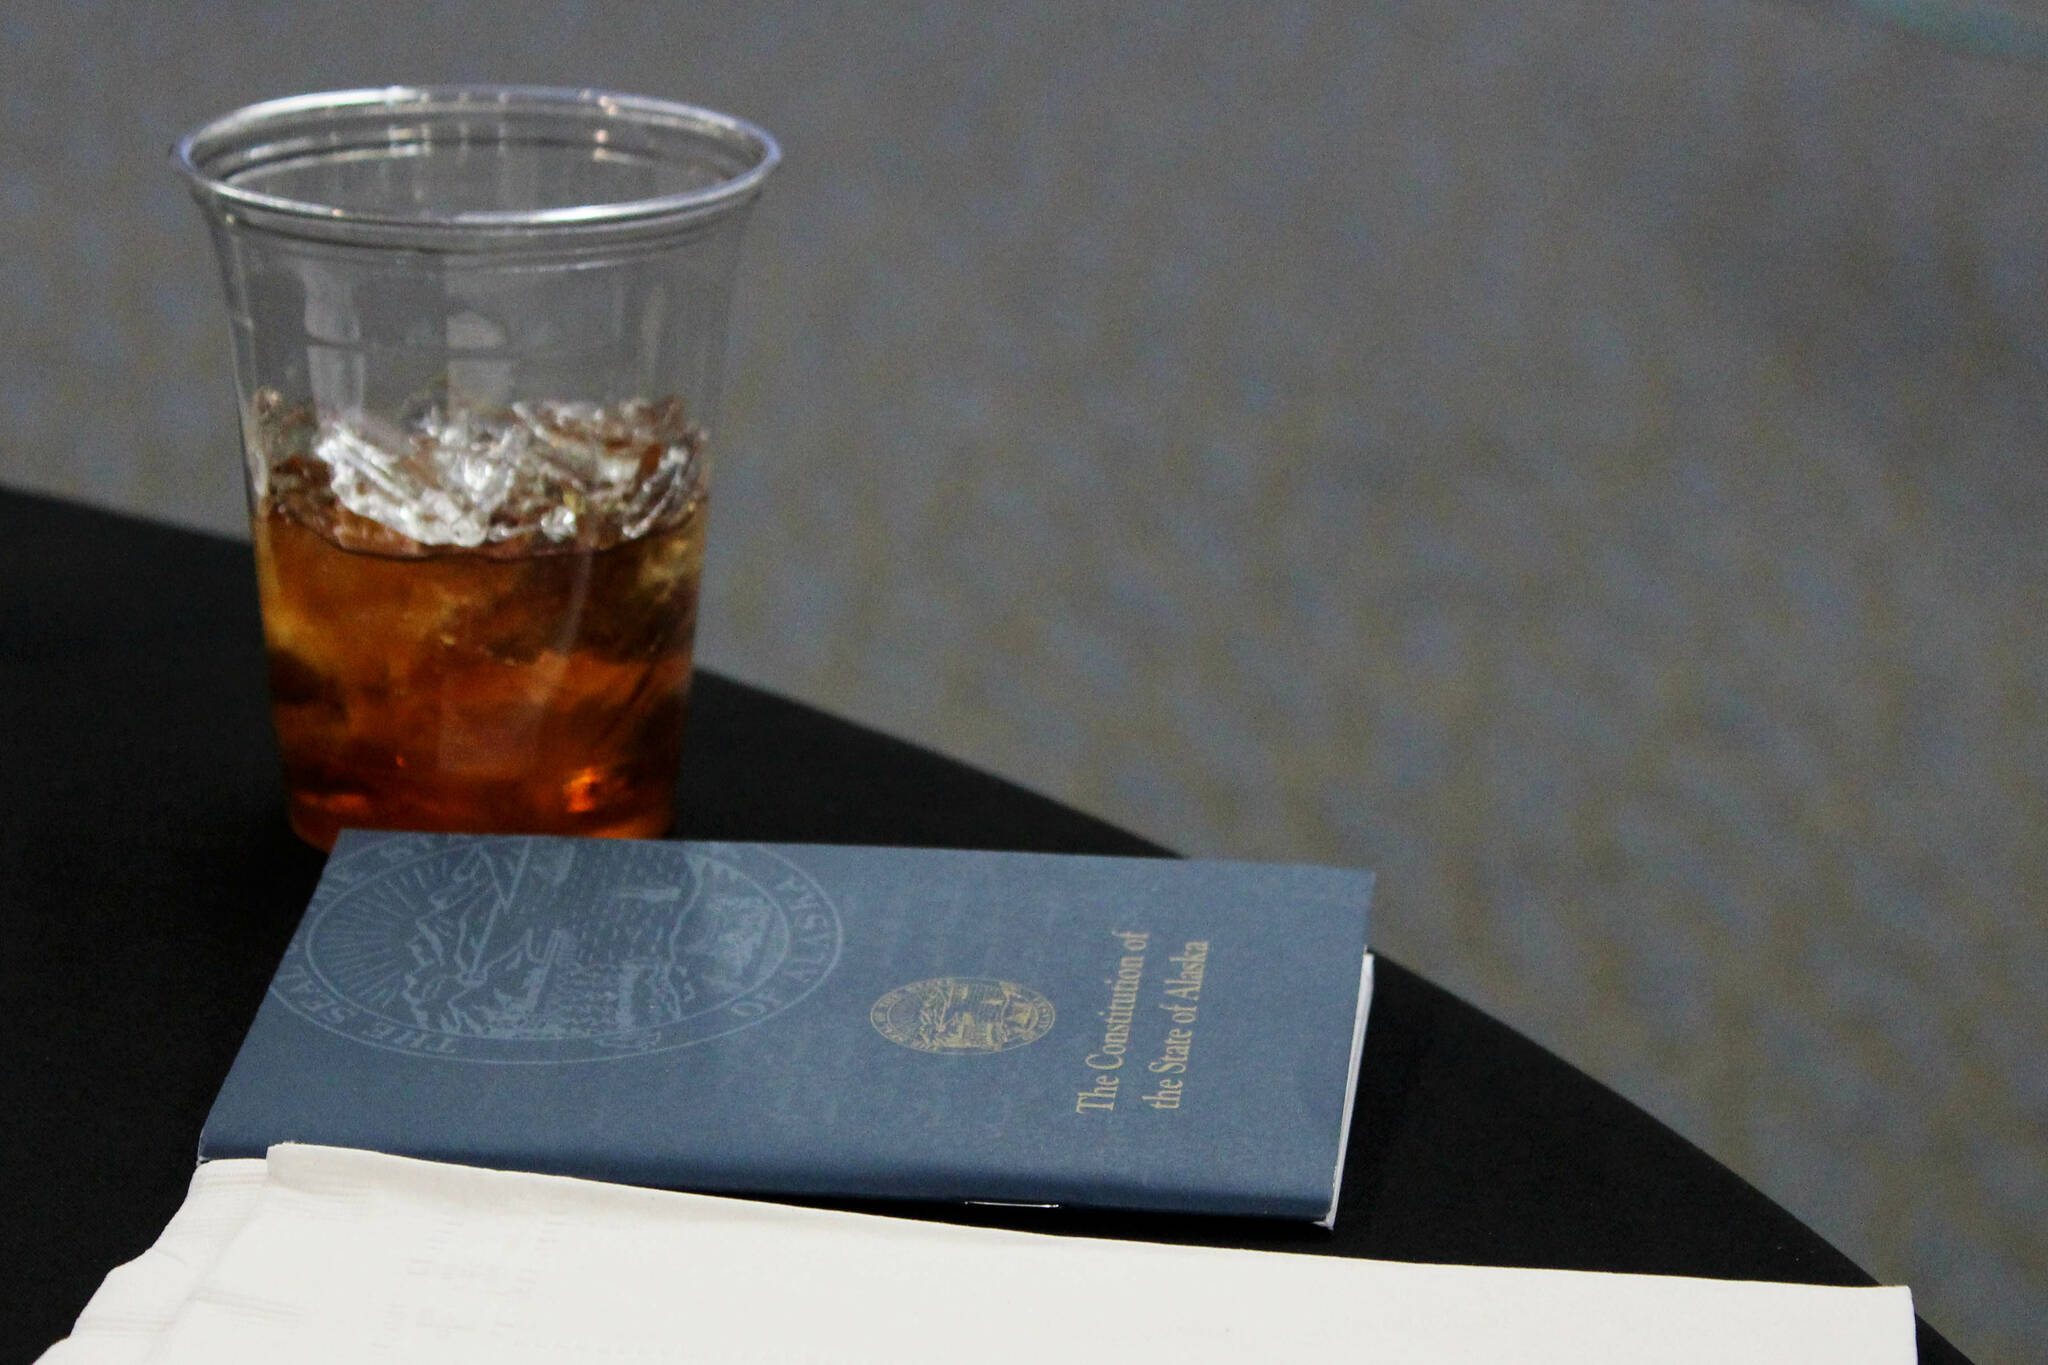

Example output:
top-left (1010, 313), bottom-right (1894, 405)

top-left (3, 2), bottom-right (2042, 1360)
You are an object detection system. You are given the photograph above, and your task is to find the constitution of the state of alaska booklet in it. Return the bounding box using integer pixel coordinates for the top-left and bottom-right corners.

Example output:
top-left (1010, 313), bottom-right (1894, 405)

top-left (200, 832), bottom-right (1376, 1224)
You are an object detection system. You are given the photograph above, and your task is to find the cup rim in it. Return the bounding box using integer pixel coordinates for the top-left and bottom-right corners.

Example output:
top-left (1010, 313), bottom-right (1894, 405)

top-left (173, 85), bottom-right (781, 248)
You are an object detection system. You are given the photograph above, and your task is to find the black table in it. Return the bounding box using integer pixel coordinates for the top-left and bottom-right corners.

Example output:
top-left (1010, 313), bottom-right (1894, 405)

top-left (0, 488), bottom-right (1964, 1363)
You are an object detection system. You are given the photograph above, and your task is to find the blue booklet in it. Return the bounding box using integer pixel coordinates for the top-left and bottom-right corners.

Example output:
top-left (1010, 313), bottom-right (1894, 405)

top-left (202, 832), bottom-right (1376, 1223)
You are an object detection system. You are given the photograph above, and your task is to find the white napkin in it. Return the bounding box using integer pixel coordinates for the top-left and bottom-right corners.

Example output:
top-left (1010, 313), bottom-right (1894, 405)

top-left (43, 1144), bottom-right (1916, 1364)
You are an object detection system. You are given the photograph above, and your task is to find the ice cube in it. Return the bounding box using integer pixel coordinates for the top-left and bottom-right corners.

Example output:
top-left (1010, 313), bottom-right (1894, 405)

top-left (253, 387), bottom-right (707, 553)
top-left (540, 504), bottom-right (577, 540)
top-left (317, 409), bottom-right (492, 548)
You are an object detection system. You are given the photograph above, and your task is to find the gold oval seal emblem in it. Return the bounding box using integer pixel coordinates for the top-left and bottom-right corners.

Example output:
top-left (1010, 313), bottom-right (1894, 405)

top-left (870, 977), bottom-right (1057, 1054)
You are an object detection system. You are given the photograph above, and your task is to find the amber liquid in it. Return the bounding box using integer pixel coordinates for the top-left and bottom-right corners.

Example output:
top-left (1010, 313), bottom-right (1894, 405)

top-left (253, 500), bottom-right (703, 851)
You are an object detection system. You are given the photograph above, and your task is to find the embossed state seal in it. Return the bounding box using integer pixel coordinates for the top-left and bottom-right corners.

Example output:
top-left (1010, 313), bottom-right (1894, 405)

top-left (275, 836), bottom-right (843, 1063)
top-left (870, 977), bottom-right (1056, 1054)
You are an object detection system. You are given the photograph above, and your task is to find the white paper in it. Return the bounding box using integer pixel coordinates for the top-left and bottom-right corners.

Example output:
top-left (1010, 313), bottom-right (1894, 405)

top-left (41, 1144), bottom-right (1917, 1364)
top-left (39, 1160), bottom-right (267, 1365)
top-left (1324, 951), bottom-right (1376, 1226)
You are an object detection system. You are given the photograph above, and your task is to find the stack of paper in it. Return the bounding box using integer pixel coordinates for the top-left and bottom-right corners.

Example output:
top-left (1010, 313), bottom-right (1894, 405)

top-left (42, 1145), bottom-right (1915, 1364)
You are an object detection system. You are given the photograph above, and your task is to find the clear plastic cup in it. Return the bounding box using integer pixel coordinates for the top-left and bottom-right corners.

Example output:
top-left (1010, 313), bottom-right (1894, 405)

top-left (174, 87), bottom-right (779, 849)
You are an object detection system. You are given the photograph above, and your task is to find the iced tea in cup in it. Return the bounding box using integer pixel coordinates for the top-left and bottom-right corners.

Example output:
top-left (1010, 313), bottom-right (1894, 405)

top-left (174, 88), bottom-right (778, 849)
